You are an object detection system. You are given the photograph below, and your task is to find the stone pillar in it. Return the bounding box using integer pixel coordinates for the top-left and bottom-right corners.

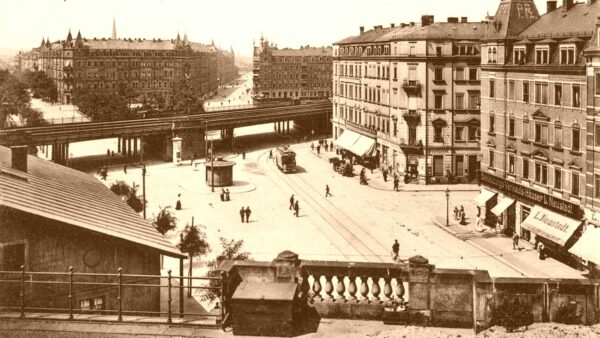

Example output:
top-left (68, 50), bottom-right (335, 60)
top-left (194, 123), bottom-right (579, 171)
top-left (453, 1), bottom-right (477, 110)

top-left (272, 250), bottom-right (299, 283)
top-left (407, 255), bottom-right (433, 326)
top-left (133, 138), bottom-right (138, 157)
top-left (286, 121), bottom-right (290, 134)
top-left (117, 137), bottom-right (121, 153)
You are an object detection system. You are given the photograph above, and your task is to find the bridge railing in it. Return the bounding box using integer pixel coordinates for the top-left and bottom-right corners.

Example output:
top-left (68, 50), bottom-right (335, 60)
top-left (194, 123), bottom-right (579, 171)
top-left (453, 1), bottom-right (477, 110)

top-left (0, 266), bottom-right (227, 328)
top-left (203, 101), bottom-right (294, 112)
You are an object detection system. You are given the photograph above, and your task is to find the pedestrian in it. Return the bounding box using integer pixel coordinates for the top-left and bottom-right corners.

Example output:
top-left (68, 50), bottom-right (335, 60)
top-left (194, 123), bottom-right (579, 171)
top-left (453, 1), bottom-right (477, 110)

top-left (393, 178), bottom-right (399, 191)
top-left (512, 233), bottom-right (520, 250)
top-left (330, 141), bottom-right (333, 150)
top-left (310, 143), bottom-right (314, 151)
top-left (220, 188), bottom-right (225, 202)
top-left (317, 145), bottom-right (321, 155)
top-left (239, 207), bottom-right (245, 223)
top-left (325, 143), bottom-right (329, 152)
top-left (325, 184), bottom-right (332, 197)
top-left (107, 149), bottom-right (110, 156)
top-left (459, 205), bottom-right (466, 225)
top-left (242, 151), bottom-right (246, 159)
top-left (294, 200), bottom-right (300, 217)
top-left (176, 193), bottom-right (182, 210)
top-left (453, 207), bottom-right (459, 220)
top-left (537, 242), bottom-right (546, 260)
top-left (383, 170), bottom-right (388, 182)
top-left (392, 239), bottom-right (400, 261)
top-left (123, 164), bottom-right (127, 174)
top-left (289, 194), bottom-right (295, 210)
top-left (244, 206), bottom-right (251, 222)
top-left (225, 189), bottom-right (230, 201)
top-left (269, 149), bottom-right (273, 159)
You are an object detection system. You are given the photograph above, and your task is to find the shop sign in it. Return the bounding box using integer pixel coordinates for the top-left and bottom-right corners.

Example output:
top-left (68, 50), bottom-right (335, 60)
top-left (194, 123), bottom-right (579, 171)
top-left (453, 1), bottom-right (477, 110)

top-left (585, 209), bottom-right (600, 225)
top-left (481, 172), bottom-right (583, 219)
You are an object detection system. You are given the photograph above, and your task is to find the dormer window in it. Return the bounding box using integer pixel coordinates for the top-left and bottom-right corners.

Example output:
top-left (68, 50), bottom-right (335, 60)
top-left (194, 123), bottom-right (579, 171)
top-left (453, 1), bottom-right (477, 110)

top-left (535, 46), bottom-right (549, 64)
top-left (513, 47), bottom-right (526, 64)
top-left (487, 46), bottom-right (497, 64)
top-left (559, 45), bottom-right (576, 65)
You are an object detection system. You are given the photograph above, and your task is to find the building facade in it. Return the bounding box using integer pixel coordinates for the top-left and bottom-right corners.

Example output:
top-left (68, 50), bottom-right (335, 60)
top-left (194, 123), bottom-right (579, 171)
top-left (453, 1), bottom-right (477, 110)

top-left (252, 37), bottom-right (332, 100)
top-left (18, 24), bottom-right (237, 106)
top-left (332, 17), bottom-right (484, 184)
top-left (479, 0), bottom-right (600, 268)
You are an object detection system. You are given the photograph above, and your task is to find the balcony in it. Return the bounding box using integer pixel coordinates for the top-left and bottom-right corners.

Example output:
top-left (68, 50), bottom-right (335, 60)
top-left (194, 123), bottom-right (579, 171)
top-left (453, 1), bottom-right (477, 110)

top-left (399, 138), bottom-right (424, 154)
top-left (402, 110), bottom-right (420, 125)
top-left (402, 80), bottom-right (421, 95)
top-left (346, 120), bottom-right (377, 137)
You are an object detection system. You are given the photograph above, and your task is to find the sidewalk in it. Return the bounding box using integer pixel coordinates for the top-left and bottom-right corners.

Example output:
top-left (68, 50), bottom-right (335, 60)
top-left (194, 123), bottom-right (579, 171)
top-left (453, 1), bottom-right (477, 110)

top-left (433, 216), bottom-right (586, 279)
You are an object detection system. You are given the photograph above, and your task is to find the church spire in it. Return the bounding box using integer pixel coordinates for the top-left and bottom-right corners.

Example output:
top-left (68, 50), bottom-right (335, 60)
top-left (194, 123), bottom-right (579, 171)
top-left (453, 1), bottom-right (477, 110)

top-left (183, 33), bottom-right (189, 47)
top-left (66, 29), bottom-right (73, 42)
top-left (175, 33), bottom-right (183, 48)
top-left (112, 17), bottom-right (117, 40)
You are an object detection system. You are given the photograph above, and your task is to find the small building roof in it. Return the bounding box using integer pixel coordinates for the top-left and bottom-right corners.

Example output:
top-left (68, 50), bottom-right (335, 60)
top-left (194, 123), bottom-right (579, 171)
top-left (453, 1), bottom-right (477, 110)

top-left (270, 47), bottom-right (332, 57)
top-left (0, 146), bottom-right (185, 258)
top-left (518, 2), bottom-right (600, 39)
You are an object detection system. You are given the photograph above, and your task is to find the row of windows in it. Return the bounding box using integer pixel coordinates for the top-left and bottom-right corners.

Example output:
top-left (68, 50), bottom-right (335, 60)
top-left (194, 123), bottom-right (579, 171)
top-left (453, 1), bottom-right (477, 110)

top-left (503, 117), bottom-right (586, 151)
top-left (434, 92), bottom-right (480, 110)
top-left (488, 150), bottom-right (585, 196)
top-left (260, 82), bottom-right (330, 89)
top-left (261, 56), bottom-right (331, 63)
top-left (75, 70), bottom-right (178, 79)
top-left (75, 81), bottom-right (174, 90)
top-left (489, 79), bottom-right (582, 108)
top-left (488, 44), bottom-right (578, 65)
top-left (433, 125), bottom-right (480, 142)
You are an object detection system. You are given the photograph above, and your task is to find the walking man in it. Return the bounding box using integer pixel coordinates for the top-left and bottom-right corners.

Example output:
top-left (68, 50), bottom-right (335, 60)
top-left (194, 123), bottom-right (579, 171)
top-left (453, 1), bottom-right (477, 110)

top-left (239, 207), bottom-right (245, 223)
top-left (383, 170), bottom-right (388, 182)
top-left (294, 201), bottom-right (300, 217)
top-left (512, 233), bottom-right (520, 250)
top-left (325, 185), bottom-right (332, 197)
top-left (244, 206), bottom-right (251, 223)
top-left (392, 239), bottom-right (400, 261)
top-left (393, 178), bottom-right (399, 191)
top-left (289, 194), bottom-right (295, 210)
top-left (176, 193), bottom-right (182, 210)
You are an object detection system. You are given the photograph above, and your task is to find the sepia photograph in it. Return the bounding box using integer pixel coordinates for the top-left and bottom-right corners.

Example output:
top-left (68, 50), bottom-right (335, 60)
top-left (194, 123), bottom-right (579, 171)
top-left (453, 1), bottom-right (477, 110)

top-left (1, 0), bottom-right (600, 337)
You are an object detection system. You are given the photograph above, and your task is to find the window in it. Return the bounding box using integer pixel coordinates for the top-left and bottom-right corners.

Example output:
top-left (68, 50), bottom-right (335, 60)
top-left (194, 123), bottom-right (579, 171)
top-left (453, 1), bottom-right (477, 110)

top-left (595, 174), bottom-right (600, 198)
top-left (80, 296), bottom-right (105, 311)
top-left (523, 119), bottom-right (529, 140)
top-left (596, 74), bottom-right (600, 95)
top-left (509, 155), bottom-right (515, 174)
top-left (456, 67), bottom-right (464, 81)
top-left (434, 126), bottom-right (443, 142)
top-left (513, 47), bottom-right (526, 64)
top-left (572, 128), bottom-right (580, 151)
top-left (509, 118), bottom-right (515, 137)
top-left (523, 158), bottom-right (529, 179)
top-left (468, 125), bottom-right (480, 140)
top-left (596, 125), bottom-right (600, 146)
top-left (436, 46), bottom-right (442, 56)
top-left (523, 81), bottom-right (530, 103)
top-left (554, 168), bottom-right (562, 190)
top-left (393, 66), bottom-right (397, 80)
top-left (560, 45), bottom-right (575, 65)
top-left (535, 162), bottom-right (548, 185)
top-left (572, 172), bottom-right (580, 196)
top-left (434, 95), bottom-right (443, 109)
top-left (534, 83), bottom-right (541, 104)
top-left (434, 67), bottom-right (444, 81)
top-left (572, 85), bottom-right (581, 107)
top-left (469, 68), bottom-right (478, 81)
top-left (534, 123), bottom-right (548, 144)
top-left (489, 79), bottom-right (495, 98)
top-left (489, 149), bottom-right (495, 168)
top-left (554, 84), bottom-right (562, 106)
top-left (508, 81), bottom-right (515, 100)
top-left (554, 124), bottom-right (562, 148)
top-left (456, 93), bottom-right (464, 109)
top-left (489, 115), bottom-right (495, 133)
top-left (468, 92), bottom-right (480, 109)
top-left (535, 47), bottom-right (549, 64)
top-left (455, 126), bottom-right (464, 141)
top-left (1, 242), bottom-right (25, 271)
top-left (542, 83), bottom-right (548, 104)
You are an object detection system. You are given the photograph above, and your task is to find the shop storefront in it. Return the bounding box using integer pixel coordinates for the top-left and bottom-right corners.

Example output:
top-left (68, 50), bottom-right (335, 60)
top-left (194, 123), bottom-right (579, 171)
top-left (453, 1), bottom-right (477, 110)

top-left (520, 205), bottom-right (583, 266)
top-left (491, 196), bottom-right (516, 236)
top-left (569, 226), bottom-right (600, 278)
top-left (474, 188), bottom-right (498, 228)
top-left (333, 129), bottom-right (376, 168)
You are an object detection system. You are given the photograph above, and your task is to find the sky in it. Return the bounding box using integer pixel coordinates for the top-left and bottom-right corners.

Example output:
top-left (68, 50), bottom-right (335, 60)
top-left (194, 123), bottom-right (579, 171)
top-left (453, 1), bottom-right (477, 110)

top-left (0, 0), bottom-right (549, 57)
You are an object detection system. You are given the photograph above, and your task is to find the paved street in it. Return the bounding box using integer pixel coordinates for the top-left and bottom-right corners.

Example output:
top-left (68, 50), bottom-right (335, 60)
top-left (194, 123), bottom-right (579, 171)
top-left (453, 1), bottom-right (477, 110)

top-left (98, 129), bottom-right (585, 280)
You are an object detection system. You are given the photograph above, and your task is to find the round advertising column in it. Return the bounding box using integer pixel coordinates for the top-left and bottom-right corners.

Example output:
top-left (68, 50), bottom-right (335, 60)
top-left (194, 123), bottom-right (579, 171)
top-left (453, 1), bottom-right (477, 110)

top-left (205, 157), bottom-right (236, 187)
top-left (172, 136), bottom-right (182, 165)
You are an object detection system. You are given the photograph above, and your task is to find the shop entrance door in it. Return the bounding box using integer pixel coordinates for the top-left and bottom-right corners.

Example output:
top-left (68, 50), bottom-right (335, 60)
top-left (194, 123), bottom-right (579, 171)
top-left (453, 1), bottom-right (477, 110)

top-left (468, 155), bottom-right (478, 182)
top-left (505, 203), bottom-right (516, 236)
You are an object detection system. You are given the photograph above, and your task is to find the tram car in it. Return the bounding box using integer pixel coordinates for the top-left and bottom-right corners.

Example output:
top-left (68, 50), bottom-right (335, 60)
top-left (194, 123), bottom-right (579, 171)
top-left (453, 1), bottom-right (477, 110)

top-left (275, 146), bottom-right (296, 173)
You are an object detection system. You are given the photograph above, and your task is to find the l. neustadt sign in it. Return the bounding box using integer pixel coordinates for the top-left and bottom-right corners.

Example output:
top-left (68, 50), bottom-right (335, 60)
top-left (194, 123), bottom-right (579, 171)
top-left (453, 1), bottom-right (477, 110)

top-left (481, 172), bottom-right (583, 219)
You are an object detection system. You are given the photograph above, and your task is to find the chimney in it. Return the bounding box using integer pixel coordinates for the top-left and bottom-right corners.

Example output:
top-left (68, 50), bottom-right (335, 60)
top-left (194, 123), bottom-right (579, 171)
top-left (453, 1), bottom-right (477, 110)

top-left (564, 0), bottom-right (574, 11)
top-left (11, 145), bottom-right (28, 172)
top-left (461, 17), bottom-right (468, 23)
top-left (547, 0), bottom-right (557, 12)
top-left (447, 17), bottom-right (459, 23)
top-left (359, 26), bottom-right (365, 35)
top-left (390, 23), bottom-right (395, 28)
top-left (421, 15), bottom-right (434, 27)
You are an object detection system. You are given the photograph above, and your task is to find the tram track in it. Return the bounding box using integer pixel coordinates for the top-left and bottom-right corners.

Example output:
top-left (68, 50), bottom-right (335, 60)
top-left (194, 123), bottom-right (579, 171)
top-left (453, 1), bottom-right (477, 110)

top-left (259, 150), bottom-right (386, 263)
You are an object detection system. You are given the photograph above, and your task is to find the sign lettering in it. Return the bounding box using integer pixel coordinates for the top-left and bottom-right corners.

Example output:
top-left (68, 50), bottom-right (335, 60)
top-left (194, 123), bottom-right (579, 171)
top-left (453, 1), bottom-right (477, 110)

top-left (481, 172), bottom-right (582, 219)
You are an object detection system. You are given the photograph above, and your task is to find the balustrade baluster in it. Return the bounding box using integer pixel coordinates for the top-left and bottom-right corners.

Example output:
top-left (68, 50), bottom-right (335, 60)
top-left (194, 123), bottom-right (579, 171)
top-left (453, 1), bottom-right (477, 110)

top-left (300, 271), bottom-right (310, 300)
top-left (347, 274), bottom-right (358, 303)
top-left (395, 276), bottom-right (405, 307)
top-left (383, 276), bottom-right (393, 304)
top-left (335, 275), bottom-right (346, 302)
top-left (324, 275), bottom-right (334, 302)
top-left (371, 276), bottom-right (381, 304)
top-left (312, 274), bottom-right (322, 301)
top-left (359, 276), bottom-right (369, 303)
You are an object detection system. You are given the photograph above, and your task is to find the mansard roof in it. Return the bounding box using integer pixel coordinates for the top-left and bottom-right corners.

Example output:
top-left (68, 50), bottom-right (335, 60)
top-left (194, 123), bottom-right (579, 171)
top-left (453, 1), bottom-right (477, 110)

top-left (518, 1), bottom-right (600, 39)
top-left (483, 0), bottom-right (540, 41)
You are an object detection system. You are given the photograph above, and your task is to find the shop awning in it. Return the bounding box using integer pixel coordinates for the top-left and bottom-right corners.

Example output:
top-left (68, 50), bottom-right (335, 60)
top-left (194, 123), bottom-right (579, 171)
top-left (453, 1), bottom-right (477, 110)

top-left (491, 197), bottom-right (515, 216)
top-left (569, 227), bottom-right (600, 264)
top-left (521, 205), bottom-right (582, 246)
top-left (474, 189), bottom-right (497, 207)
top-left (348, 135), bottom-right (376, 157)
top-left (334, 130), bottom-right (361, 150)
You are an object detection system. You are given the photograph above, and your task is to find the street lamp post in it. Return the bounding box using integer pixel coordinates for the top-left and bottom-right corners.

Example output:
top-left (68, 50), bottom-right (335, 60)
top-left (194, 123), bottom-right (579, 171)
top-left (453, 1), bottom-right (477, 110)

top-left (210, 140), bottom-right (215, 192)
top-left (445, 188), bottom-right (450, 227)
